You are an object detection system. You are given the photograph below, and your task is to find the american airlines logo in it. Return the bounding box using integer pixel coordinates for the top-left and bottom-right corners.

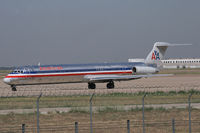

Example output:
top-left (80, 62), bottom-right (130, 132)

top-left (151, 50), bottom-right (160, 60)
top-left (40, 66), bottom-right (63, 71)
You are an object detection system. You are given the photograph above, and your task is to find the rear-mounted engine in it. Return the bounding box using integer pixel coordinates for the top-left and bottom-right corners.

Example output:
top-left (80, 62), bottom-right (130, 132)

top-left (132, 66), bottom-right (159, 74)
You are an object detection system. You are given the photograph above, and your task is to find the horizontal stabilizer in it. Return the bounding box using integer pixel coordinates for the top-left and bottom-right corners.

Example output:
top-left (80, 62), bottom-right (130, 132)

top-left (155, 42), bottom-right (192, 47)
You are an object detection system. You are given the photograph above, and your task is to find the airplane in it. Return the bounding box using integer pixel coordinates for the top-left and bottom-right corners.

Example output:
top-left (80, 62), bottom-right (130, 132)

top-left (3, 42), bottom-right (190, 91)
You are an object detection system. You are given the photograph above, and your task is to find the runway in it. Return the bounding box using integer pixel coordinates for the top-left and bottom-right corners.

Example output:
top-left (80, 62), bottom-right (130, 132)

top-left (0, 74), bottom-right (200, 97)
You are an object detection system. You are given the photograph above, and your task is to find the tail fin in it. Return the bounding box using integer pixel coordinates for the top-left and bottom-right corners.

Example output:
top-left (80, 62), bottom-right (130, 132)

top-left (145, 42), bottom-right (192, 64)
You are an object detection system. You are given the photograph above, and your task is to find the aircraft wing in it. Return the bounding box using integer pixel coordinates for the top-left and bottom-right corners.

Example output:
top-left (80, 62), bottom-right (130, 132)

top-left (84, 74), bottom-right (173, 82)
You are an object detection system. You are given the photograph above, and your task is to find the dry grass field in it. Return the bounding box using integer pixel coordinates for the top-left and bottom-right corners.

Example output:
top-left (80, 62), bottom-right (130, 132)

top-left (1, 109), bottom-right (200, 133)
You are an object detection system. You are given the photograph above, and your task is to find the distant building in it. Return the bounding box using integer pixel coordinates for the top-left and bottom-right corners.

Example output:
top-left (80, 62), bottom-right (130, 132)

top-left (128, 58), bottom-right (145, 63)
top-left (161, 58), bottom-right (200, 69)
top-left (128, 58), bottom-right (200, 69)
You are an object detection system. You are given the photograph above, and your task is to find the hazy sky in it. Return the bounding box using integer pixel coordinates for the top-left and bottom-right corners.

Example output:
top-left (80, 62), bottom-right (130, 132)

top-left (0, 0), bottom-right (200, 66)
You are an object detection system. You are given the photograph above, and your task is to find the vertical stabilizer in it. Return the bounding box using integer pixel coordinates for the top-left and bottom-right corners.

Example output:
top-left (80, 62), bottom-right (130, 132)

top-left (145, 42), bottom-right (192, 64)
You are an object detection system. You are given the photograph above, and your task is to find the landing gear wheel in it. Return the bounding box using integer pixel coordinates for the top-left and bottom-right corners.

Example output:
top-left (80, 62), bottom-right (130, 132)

top-left (88, 83), bottom-right (96, 89)
top-left (107, 81), bottom-right (115, 89)
top-left (11, 85), bottom-right (17, 91)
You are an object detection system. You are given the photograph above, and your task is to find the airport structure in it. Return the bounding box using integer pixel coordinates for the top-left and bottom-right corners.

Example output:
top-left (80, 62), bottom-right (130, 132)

top-left (128, 58), bottom-right (200, 69)
top-left (161, 58), bottom-right (200, 69)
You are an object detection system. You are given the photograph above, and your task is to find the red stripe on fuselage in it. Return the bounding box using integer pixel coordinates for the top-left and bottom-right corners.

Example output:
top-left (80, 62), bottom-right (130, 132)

top-left (5, 71), bottom-right (132, 78)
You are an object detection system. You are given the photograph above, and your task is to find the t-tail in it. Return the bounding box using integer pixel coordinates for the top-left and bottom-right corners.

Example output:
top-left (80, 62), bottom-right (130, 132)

top-left (145, 42), bottom-right (192, 67)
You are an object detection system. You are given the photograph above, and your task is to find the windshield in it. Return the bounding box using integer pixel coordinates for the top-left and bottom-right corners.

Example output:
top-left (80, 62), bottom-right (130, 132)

top-left (12, 67), bottom-right (32, 74)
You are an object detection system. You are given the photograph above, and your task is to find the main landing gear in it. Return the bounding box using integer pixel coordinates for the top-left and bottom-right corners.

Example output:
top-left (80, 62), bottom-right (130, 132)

top-left (88, 83), bottom-right (96, 89)
top-left (88, 81), bottom-right (115, 89)
top-left (106, 81), bottom-right (115, 89)
top-left (11, 85), bottom-right (17, 91)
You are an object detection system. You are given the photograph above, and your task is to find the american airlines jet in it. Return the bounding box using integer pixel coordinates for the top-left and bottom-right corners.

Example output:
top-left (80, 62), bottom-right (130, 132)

top-left (3, 42), bottom-right (189, 91)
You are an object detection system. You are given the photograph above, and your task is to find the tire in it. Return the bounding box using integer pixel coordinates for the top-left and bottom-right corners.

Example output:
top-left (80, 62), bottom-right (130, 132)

top-left (88, 83), bottom-right (96, 89)
top-left (107, 81), bottom-right (114, 89)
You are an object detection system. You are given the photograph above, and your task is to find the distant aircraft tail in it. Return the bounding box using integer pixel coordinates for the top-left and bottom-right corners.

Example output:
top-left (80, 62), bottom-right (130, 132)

top-left (145, 42), bottom-right (192, 65)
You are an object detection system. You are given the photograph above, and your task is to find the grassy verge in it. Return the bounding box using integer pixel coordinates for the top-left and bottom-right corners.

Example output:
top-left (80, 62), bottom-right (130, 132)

top-left (0, 90), bottom-right (199, 110)
top-left (0, 70), bottom-right (11, 73)
top-left (0, 70), bottom-right (11, 79)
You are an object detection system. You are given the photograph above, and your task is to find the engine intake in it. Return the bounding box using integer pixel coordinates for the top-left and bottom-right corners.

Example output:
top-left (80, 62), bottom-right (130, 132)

top-left (132, 66), bottom-right (158, 74)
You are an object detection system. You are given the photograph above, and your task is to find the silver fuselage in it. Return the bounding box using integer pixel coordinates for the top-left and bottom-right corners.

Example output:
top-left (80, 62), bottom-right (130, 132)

top-left (4, 62), bottom-right (155, 86)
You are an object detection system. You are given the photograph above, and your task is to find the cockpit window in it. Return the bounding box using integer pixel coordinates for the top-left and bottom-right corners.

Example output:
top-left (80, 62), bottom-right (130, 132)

top-left (13, 70), bottom-right (24, 73)
top-left (12, 67), bottom-right (32, 73)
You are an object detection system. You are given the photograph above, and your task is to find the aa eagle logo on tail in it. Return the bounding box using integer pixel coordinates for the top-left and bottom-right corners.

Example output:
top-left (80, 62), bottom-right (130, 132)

top-left (151, 50), bottom-right (160, 60)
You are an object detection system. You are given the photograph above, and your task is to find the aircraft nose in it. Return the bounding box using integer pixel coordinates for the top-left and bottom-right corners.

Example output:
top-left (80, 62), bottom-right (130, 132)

top-left (3, 78), bottom-right (11, 84)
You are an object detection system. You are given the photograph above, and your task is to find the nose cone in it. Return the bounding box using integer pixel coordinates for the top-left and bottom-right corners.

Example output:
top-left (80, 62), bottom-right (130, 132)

top-left (3, 78), bottom-right (11, 84)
